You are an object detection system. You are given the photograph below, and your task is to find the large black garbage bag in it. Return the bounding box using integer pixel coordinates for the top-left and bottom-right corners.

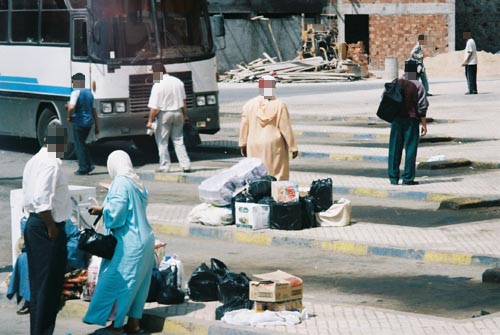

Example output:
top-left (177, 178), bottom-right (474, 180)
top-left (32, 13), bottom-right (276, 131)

top-left (217, 271), bottom-right (251, 305)
top-left (147, 268), bottom-right (163, 302)
top-left (248, 175), bottom-right (277, 202)
top-left (270, 202), bottom-right (302, 230)
top-left (215, 296), bottom-right (254, 320)
top-left (157, 265), bottom-right (185, 305)
top-left (300, 195), bottom-right (317, 229)
top-left (309, 178), bottom-right (333, 212)
top-left (187, 263), bottom-right (219, 301)
top-left (210, 258), bottom-right (229, 277)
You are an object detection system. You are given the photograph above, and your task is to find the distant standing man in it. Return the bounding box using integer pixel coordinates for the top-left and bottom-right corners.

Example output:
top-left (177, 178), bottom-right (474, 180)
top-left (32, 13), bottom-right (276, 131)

top-left (462, 29), bottom-right (478, 94)
top-left (22, 124), bottom-right (71, 335)
top-left (410, 34), bottom-right (431, 96)
top-left (66, 73), bottom-right (99, 175)
top-left (239, 75), bottom-right (298, 181)
top-left (147, 63), bottom-right (191, 173)
top-left (388, 61), bottom-right (429, 186)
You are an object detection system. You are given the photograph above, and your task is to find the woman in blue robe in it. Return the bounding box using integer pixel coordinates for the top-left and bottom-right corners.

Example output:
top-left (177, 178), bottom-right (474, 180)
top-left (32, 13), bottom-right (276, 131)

top-left (84, 150), bottom-right (155, 335)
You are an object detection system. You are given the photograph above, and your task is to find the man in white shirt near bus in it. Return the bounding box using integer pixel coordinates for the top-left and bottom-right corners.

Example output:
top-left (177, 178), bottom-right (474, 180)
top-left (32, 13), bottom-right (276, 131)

top-left (22, 123), bottom-right (71, 335)
top-left (147, 63), bottom-right (191, 173)
top-left (462, 29), bottom-right (478, 95)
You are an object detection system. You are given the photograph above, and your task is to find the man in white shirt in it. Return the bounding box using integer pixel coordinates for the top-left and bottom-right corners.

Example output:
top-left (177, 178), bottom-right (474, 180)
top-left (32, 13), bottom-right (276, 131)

top-left (462, 29), bottom-right (478, 94)
top-left (147, 63), bottom-right (191, 173)
top-left (22, 124), bottom-right (71, 335)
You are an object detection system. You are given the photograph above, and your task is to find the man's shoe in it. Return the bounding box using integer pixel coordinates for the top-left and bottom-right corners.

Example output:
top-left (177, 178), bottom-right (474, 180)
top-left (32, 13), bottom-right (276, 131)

top-left (182, 168), bottom-right (192, 173)
top-left (426, 93), bottom-right (433, 97)
top-left (390, 181), bottom-right (398, 185)
top-left (74, 170), bottom-right (89, 175)
top-left (402, 181), bottom-right (419, 185)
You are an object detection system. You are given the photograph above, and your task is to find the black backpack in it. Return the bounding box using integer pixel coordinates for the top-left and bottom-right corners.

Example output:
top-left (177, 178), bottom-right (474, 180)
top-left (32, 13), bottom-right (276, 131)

top-left (376, 79), bottom-right (404, 123)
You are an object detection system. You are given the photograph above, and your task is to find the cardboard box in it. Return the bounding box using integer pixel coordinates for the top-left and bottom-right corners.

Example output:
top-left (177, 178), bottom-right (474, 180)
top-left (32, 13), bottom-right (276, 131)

top-left (235, 203), bottom-right (270, 230)
top-left (249, 270), bottom-right (303, 302)
top-left (271, 181), bottom-right (299, 203)
top-left (255, 299), bottom-right (303, 312)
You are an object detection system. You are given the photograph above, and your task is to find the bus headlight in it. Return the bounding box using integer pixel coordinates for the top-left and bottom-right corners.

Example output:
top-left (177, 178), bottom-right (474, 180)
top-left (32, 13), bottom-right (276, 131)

top-left (206, 94), bottom-right (217, 105)
top-left (115, 101), bottom-right (126, 113)
top-left (196, 96), bottom-right (206, 106)
top-left (101, 102), bottom-right (113, 114)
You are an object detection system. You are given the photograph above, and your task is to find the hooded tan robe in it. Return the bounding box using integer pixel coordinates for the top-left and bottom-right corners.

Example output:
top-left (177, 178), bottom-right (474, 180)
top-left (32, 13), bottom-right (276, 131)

top-left (239, 96), bottom-right (297, 181)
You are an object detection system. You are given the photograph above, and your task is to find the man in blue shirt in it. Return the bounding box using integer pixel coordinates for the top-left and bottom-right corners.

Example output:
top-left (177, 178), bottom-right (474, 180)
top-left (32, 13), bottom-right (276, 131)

top-left (66, 73), bottom-right (99, 175)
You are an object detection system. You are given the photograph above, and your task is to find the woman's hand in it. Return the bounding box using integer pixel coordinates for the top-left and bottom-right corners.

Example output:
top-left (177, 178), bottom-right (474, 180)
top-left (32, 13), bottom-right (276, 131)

top-left (88, 205), bottom-right (103, 215)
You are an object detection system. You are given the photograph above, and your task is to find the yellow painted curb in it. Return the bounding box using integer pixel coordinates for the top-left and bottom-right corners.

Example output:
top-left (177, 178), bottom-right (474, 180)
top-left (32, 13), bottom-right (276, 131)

top-left (424, 252), bottom-right (472, 265)
top-left (235, 231), bottom-right (273, 246)
top-left (151, 223), bottom-right (190, 237)
top-left (376, 134), bottom-right (390, 141)
top-left (329, 153), bottom-right (363, 161)
top-left (321, 241), bottom-right (368, 255)
top-left (294, 130), bottom-right (304, 136)
top-left (155, 174), bottom-right (185, 183)
top-left (426, 193), bottom-right (457, 203)
top-left (163, 319), bottom-right (209, 335)
top-left (351, 188), bottom-right (388, 198)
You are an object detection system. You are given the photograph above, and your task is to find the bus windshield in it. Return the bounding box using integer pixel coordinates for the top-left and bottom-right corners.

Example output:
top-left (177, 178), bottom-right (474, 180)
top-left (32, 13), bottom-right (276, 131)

top-left (89, 0), bottom-right (213, 63)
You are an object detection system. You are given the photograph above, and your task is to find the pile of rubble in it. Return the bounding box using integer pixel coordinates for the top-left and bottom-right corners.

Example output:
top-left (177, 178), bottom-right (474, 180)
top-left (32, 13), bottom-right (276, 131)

top-left (220, 53), bottom-right (363, 83)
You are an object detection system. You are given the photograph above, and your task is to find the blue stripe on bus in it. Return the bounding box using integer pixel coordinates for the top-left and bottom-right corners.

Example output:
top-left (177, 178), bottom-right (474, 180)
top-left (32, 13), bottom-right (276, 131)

top-left (0, 76), bottom-right (39, 84)
top-left (0, 82), bottom-right (72, 96)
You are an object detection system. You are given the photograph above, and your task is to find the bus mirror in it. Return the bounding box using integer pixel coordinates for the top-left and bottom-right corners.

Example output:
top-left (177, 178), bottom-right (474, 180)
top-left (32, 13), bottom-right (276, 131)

top-left (92, 21), bottom-right (101, 44)
top-left (212, 14), bottom-right (225, 37)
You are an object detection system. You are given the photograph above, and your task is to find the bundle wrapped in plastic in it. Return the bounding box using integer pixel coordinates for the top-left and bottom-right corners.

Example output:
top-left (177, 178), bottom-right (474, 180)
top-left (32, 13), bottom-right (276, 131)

top-left (198, 158), bottom-right (267, 206)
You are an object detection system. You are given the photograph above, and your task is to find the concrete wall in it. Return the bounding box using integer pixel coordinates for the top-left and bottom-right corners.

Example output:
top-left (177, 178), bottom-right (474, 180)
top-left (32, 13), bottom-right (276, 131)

top-left (335, 0), bottom-right (455, 69)
top-left (213, 17), bottom-right (303, 73)
top-left (455, 0), bottom-right (500, 53)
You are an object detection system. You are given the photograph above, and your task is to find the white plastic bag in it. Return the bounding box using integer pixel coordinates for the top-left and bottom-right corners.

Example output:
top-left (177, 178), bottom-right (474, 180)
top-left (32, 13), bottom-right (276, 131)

top-left (159, 254), bottom-right (185, 290)
top-left (187, 203), bottom-right (233, 226)
top-left (315, 198), bottom-right (352, 227)
top-left (82, 256), bottom-right (102, 301)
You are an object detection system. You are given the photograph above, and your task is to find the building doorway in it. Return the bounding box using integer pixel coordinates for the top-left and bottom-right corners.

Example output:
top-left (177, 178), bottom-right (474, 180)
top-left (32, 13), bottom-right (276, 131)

top-left (345, 14), bottom-right (369, 56)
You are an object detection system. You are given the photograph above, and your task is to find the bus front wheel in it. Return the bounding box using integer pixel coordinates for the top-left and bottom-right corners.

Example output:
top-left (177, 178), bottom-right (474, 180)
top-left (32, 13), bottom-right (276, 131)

top-left (36, 108), bottom-right (76, 159)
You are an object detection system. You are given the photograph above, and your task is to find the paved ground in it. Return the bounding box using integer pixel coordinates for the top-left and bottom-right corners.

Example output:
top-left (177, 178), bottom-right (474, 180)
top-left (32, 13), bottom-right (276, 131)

top-left (2, 75), bottom-right (500, 334)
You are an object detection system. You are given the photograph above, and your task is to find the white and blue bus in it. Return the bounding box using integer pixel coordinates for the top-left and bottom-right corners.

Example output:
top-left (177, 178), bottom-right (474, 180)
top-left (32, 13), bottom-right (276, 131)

top-left (0, 0), bottom-right (220, 156)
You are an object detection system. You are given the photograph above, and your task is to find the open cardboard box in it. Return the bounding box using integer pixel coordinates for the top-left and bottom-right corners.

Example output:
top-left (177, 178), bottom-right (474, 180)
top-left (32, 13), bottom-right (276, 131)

top-left (249, 270), bottom-right (303, 302)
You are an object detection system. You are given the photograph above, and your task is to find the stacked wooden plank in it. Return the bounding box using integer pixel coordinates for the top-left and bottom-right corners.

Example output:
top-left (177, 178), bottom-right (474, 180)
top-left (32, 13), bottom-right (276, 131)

top-left (220, 54), bottom-right (362, 83)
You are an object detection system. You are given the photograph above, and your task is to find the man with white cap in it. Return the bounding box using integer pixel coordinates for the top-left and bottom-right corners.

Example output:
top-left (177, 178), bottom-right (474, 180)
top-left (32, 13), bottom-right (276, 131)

top-left (239, 75), bottom-right (298, 180)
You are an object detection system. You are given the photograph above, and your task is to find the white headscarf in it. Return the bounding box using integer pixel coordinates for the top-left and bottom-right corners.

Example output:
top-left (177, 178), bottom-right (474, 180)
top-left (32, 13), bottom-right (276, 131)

top-left (107, 150), bottom-right (144, 191)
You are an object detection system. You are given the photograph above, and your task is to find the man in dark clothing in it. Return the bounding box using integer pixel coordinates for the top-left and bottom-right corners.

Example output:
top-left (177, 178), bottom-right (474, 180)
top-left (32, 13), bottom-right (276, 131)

top-left (66, 73), bottom-right (99, 175)
top-left (388, 61), bottom-right (429, 186)
top-left (23, 124), bottom-right (71, 335)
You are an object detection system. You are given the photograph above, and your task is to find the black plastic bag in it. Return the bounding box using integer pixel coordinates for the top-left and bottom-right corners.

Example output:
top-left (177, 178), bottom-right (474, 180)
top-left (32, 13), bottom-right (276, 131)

top-left (157, 265), bottom-right (185, 305)
top-left (210, 258), bottom-right (229, 277)
top-left (187, 263), bottom-right (219, 301)
top-left (376, 78), bottom-right (404, 123)
top-left (217, 271), bottom-right (251, 305)
top-left (183, 123), bottom-right (202, 148)
top-left (248, 175), bottom-right (277, 202)
top-left (300, 195), bottom-right (317, 229)
top-left (309, 178), bottom-right (333, 212)
top-left (258, 196), bottom-right (276, 206)
top-left (147, 268), bottom-right (163, 302)
top-left (270, 202), bottom-right (302, 230)
top-left (215, 296), bottom-right (254, 320)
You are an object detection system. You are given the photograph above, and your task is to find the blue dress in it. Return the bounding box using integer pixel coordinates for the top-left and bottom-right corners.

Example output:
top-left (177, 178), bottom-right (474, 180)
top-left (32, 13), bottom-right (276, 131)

top-left (83, 176), bottom-right (155, 327)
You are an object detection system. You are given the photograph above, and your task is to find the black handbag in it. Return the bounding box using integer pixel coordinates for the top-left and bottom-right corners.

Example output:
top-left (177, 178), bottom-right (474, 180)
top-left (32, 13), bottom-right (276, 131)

top-left (183, 123), bottom-right (201, 148)
top-left (78, 214), bottom-right (117, 260)
top-left (376, 78), bottom-right (404, 123)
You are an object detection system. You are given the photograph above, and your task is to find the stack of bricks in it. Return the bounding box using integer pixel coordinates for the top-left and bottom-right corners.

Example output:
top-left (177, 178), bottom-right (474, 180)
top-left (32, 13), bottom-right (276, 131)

top-left (347, 41), bottom-right (369, 66)
top-left (368, 14), bottom-right (449, 69)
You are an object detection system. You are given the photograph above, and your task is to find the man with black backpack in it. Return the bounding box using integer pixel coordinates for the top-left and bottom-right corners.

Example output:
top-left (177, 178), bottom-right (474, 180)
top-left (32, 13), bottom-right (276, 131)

top-left (388, 61), bottom-right (429, 186)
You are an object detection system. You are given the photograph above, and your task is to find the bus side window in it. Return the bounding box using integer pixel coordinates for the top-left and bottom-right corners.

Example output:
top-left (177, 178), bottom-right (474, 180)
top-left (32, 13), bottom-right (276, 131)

top-left (73, 19), bottom-right (88, 58)
top-left (0, 1), bottom-right (6, 42)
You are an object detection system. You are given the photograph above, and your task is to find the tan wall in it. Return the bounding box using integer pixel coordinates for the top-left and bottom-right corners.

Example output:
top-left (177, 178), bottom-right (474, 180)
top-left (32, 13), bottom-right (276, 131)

top-left (368, 14), bottom-right (449, 69)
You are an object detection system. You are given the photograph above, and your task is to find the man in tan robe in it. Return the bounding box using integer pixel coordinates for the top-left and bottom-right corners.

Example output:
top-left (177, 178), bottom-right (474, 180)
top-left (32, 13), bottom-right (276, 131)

top-left (239, 75), bottom-right (298, 181)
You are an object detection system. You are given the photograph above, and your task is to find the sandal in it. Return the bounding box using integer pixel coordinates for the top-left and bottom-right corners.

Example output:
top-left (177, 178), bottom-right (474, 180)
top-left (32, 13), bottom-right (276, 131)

top-left (90, 327), bottom-right (126, 335)
top-left (16, 306), bottom-right (30, 315)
